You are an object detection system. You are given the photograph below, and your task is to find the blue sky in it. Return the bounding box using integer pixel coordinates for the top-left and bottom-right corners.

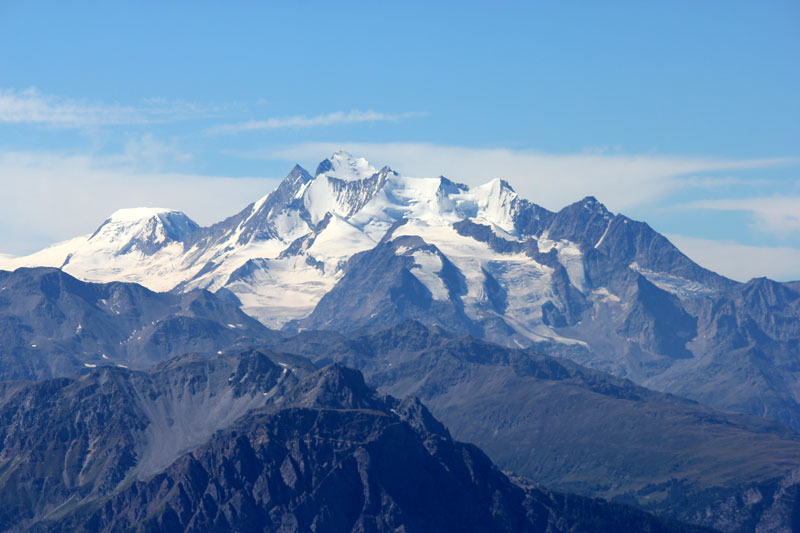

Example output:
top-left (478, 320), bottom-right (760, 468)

top-left (1, 1), bottom-right (798, 280)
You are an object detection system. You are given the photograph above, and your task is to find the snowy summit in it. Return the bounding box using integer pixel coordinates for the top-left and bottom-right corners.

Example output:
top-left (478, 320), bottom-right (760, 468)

top-left (314, 151), bottom-right (378, 181)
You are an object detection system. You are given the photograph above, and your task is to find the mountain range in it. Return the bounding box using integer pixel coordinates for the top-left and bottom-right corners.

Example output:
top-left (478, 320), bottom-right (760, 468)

top-left (2, 152), bottom-right (798, 433)
top-left (1, 152), bottom-right (799, 531)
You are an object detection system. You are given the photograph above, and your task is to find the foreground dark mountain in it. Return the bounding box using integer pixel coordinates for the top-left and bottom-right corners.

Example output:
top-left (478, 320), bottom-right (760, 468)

top-left (0, 349), bottom-right (310, 529)
top-left (0, 351), bottom-right (700, 532)
top-left (0, 267), bottom-right (277, 380)
top-left (269, 321), bottom-right (800, 532)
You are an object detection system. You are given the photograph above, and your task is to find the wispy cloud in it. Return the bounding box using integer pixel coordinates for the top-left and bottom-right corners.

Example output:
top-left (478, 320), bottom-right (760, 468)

top-left (666, 234), bottom-right (800, 282)
top-left (680, 175), bottom-right (771, 189)
top-left (117, 134), bottom-right (194, 172)
top-left (206, 110), bottom-right (426, 135)
top-left (681, 197), bottom-right (800, 236)
top-left (258, 142), bottom-right (794, 212)
top-left (0, 87), bottom-right (144, 126)
top-left (0, 87), bottom-right (216, 128)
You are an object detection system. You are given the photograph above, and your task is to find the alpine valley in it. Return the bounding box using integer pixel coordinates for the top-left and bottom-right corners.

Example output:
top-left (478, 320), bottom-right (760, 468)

top-left (1, 152), bottom-right (799, 532)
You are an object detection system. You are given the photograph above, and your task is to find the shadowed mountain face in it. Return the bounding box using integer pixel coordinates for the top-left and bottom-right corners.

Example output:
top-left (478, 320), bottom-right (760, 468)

top-left (0, 351), bottom-right (702, 533)
top-left (268, 321), bottom-right (800, 532)
top-left (0, 267), bottom-right (277, 380)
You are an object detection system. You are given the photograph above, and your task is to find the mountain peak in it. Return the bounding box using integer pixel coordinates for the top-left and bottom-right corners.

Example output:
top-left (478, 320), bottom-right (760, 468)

top-left (285, 363), bottom-right (377, 410)
top-left (579, 195), bottom-right (610, 214)
top-left (89, 208), bottom-right (199, 254)
top-left (484, 177), bottom-right (516, 194)
top-left (107, 207), bottom-right (181, 223)
top-left (315, 151), bottom-right (378, 181)
top-left (96, 207), bottom-right (199, 239)
top-left (287, 164), bottom-right (312, 183)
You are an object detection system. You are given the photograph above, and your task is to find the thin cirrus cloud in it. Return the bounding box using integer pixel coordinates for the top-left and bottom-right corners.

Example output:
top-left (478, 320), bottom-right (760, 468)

top-left (0, 87), bottom-right (213, 127)
top-left (205, 110), bottom-right (427, 135)
top-left (260, 141), bottom-right (795, 213)
top-left (0, 88), bottom-right (424, 132)
top-left (681, 197), bottom-right (800, 236)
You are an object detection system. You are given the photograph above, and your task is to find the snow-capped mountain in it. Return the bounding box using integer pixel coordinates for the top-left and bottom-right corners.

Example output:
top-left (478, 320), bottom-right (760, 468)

top-left (1, 207), bottom-right (199, 291)
top-left (8, 151), bottom-right (658, 330)
top-left (3, 151), bottom-right (799, 432)
top-left (0, 150), bottom-right (739, 345)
